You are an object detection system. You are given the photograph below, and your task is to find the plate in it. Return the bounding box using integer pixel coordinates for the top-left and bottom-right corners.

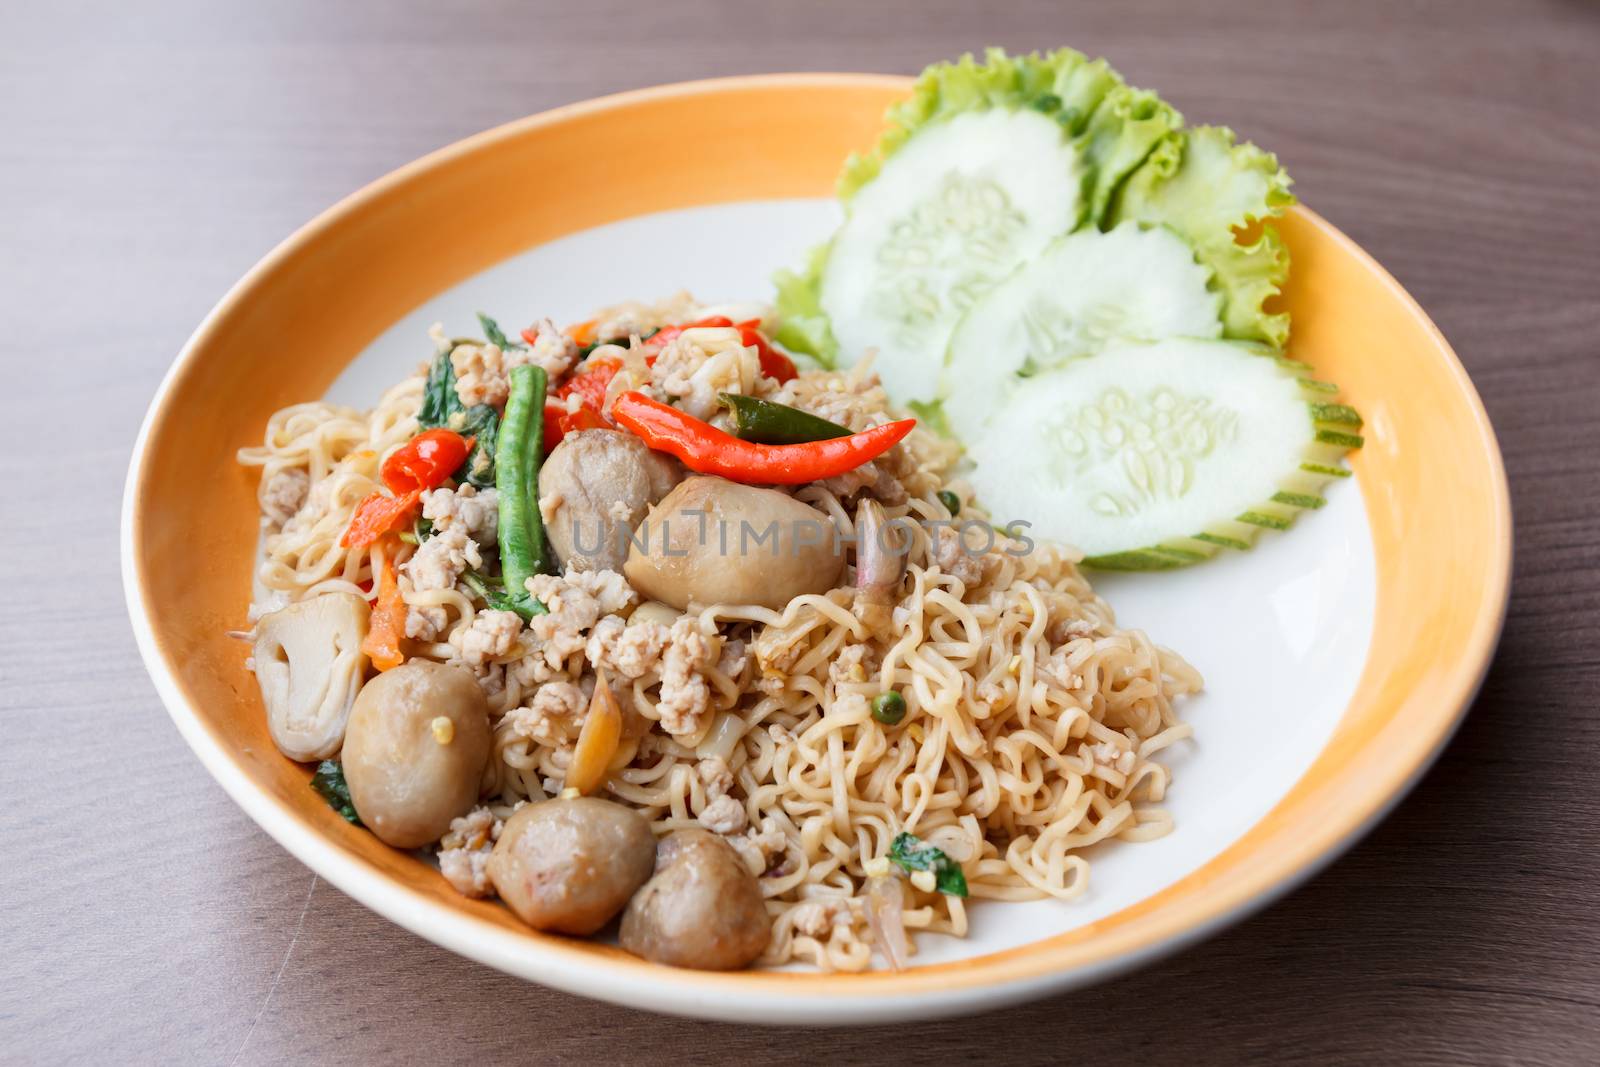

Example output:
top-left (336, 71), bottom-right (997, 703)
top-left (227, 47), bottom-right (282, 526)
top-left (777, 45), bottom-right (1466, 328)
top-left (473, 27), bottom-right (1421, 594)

top-left (121, 74), bottom-right (1511, 1024)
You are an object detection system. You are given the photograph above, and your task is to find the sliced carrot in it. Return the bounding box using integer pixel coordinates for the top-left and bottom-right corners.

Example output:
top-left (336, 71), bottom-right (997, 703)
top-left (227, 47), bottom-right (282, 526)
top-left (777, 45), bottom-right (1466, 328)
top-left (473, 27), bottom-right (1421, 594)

top-left (566, 318), bottom-right (599, 347)
top-left (361, 544), bottom-right (407, 671)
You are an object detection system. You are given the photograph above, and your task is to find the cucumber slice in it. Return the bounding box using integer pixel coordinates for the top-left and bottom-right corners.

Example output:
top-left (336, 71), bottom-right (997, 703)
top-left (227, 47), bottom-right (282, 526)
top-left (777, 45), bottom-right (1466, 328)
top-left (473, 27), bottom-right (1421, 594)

top-left (941, 223), bottom-right (1223, 442)
top-left (773, 48), bottom-right (1181, 401)
top-left (964, 338), bottom-right (1361, 568)
top-left (819, 108), bottom-right (1088, 402)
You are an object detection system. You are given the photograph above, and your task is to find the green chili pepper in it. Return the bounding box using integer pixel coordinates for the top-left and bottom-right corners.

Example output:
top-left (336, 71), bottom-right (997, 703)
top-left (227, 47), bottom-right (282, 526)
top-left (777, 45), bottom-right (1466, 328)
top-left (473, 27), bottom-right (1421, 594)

top-left (495, 365), bottom-right (550, 619)
top-left (717, 393), bottom-right (851, 446)
top-left (937, 490), bottom-right (961, 516)
top-left (871, 690), bottom-right (907, 725)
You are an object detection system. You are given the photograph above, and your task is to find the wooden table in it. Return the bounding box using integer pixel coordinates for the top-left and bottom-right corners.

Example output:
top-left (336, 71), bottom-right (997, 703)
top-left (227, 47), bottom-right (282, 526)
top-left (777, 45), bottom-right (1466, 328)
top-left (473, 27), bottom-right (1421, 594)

top-left (5, 1), bottom-right (1597, 1062)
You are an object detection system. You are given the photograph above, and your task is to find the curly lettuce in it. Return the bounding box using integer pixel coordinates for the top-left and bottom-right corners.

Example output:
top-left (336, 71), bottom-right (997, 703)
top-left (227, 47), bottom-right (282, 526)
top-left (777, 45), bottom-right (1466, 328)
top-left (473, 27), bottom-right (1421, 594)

top-left (1079, 85), bottom-right (1184, 223)
top-left (1111, 126), bottom-right (1295, 347)
top-left (771, 241), bottom-right (838, 366)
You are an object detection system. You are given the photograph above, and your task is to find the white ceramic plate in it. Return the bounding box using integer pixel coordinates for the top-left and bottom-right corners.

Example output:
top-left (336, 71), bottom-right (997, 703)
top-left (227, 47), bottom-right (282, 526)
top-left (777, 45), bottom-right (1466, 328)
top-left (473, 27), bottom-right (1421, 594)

top-left (123, 75), bottom-right (1507, 1024)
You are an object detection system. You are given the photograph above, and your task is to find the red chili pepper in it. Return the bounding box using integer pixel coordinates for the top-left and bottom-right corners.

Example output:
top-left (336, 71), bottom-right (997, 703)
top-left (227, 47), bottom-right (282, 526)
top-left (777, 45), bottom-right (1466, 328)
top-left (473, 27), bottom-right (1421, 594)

top-left (381, 428), bottom-right (472, 494)
top-left (611, 391), bottom-right (914, 485)
top-left (543, 401), bottom-right (611, 453)
top-left (559, 357), bottom-right (620, 411)
top-left (736, 320), bottom-right (798, 383)
top-left (542, 358), bottom-right (623, 451)
top-left (342, 428), bottom-right (471, 549)
top-left (342, 488), bottom-right (421, 549)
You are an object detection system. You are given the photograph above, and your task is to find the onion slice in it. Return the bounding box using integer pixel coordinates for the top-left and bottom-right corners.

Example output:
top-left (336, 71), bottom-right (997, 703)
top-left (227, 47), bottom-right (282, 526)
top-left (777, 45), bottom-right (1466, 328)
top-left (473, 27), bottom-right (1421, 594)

top-left (865, 874), bottom-right (911, 972)
top-left (566, 671), bottom-right (622, 795)
top-left (695, 710), bottom-right (746, 763)
top-left (853, 499), bottom-right (905, 634)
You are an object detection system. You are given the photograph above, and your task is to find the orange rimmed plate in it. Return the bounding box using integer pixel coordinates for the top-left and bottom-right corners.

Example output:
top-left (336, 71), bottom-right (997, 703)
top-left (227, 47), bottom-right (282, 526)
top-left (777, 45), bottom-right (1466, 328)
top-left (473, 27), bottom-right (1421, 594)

top-left (121, 74), bottom-right (1510, 1024)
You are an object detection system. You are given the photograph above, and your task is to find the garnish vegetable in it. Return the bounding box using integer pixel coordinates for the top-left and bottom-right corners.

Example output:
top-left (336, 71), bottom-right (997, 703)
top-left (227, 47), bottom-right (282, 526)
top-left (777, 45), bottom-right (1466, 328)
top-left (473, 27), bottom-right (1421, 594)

top-left (418, 348), bottom-right (499, 488)
top-left (775, 47), bottom-right (1181, 400)
top-left (963, 337), bottom-right (1362, 568)
top-left (772, 46), bottom-right (1352, 570)
top-left (717, 393), bottom-right (850, 445)
top-left (495, 365), bottom-right (551, 619)
top-left (310, 760), bottom-right (362, 825)
top-left (340, 429), bottom-right (472, 549)
top-left (476, 311), bottom-right (521, 352)
top-left (361, 547), bottom-right (408, 670)
top-left (1110, 126), bottom-right (1295, 347)
top-left (941, 223), bottom-right (1222, 443)
top-left (871, 691), bottom-right (907, 726)
top-left (612, 391), bottom-right (914, 485)
top-left (888, 832), bottom-right (968, 897)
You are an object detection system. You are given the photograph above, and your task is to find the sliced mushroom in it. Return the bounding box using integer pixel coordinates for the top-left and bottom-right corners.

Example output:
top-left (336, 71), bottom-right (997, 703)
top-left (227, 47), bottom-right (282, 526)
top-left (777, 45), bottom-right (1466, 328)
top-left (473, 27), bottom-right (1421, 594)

top-left (539, 429), bottom-right (682, 572)
top-left (623, 476), bottom-right (845, 611)
top-left (253, 592), bottom-right (369, 762)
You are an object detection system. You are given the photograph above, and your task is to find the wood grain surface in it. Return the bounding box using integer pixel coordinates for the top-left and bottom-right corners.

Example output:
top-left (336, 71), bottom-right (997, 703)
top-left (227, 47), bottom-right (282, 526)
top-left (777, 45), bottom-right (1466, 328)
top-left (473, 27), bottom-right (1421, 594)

top-left (3, 1), bottom-right (1598, 1063)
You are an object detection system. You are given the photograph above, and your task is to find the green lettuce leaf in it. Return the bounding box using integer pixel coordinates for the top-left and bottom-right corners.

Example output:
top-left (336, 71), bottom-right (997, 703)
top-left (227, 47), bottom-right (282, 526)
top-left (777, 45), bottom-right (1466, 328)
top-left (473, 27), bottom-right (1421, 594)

top-left (1079, 86), bottom-right (1183, 221)
top-left (1111, 125), bottom-right (1295, 346)
top-left (772, 240), bottom-right (838, 365)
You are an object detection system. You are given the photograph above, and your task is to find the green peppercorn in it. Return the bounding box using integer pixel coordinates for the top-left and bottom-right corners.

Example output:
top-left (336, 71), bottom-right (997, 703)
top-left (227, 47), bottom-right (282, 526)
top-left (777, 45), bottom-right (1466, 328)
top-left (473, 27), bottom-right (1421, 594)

top-left (871, 690), bottom-right (907, 725)
top-left (937, 490), bottom-right (961, 516)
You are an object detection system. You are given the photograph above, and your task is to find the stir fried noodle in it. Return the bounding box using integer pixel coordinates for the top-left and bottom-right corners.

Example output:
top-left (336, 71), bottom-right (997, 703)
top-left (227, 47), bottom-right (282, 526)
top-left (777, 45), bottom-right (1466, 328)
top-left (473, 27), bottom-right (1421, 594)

top-left (239, 299), bottom-right (1200, 971)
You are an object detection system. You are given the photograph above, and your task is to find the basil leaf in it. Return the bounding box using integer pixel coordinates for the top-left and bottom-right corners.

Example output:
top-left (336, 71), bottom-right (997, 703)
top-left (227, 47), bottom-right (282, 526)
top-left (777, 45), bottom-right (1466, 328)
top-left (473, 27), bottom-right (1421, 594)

top-left (310, 760), bottom-right (361, 826)
top-left (419, 344), bottom-right (501, 487)
top-left (888, 831), bottom-right (968, 897)
top-left (476, 311), bottom-right (522, 351)
top-left (450, 403), bottom-right (500, 488)
top-left (419, 350), bottom-right (460, 430)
